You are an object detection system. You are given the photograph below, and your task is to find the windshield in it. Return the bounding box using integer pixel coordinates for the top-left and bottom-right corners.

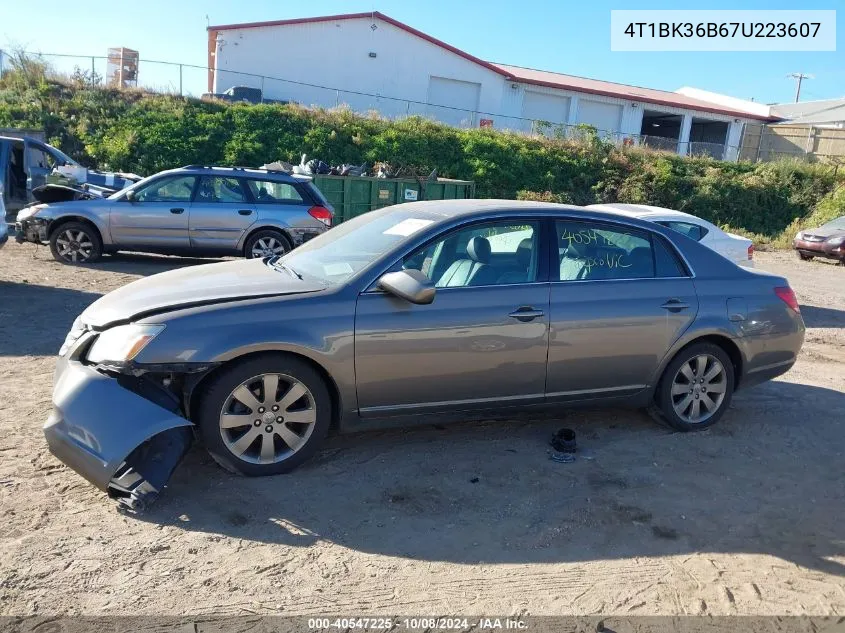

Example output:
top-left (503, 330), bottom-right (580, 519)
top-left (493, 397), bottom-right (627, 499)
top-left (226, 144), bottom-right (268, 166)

top-left (821, 216), bottom-right (845, 231)
top-left (277, 207), bottom-right (443, 285)
top-left (50, 146), bottom-right (79, 167)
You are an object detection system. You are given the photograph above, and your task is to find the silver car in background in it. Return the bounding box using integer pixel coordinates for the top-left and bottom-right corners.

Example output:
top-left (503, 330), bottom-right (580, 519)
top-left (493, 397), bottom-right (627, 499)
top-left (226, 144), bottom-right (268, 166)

top-left (15, 165), bottom-right (334, 263)
top-left (45, 200), bottom-right (804, 509)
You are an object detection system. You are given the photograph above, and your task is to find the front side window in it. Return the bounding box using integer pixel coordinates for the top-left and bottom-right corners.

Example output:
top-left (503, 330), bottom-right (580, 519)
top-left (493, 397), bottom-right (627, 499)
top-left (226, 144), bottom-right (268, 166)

top-left (403, 221), bottom-right (539, 287)
top-left (27, 146), bottom-right (56, 170)
top-left (245, 179), bottom-right (304, 204)
top-left (134, 175), bottom-right (197, 203)
top-left (196, 176), bottom-right (248, 203)
top-left (556, 220), bottom-right (656, 281)
top-left (658, 221), bottom-right (707, 241)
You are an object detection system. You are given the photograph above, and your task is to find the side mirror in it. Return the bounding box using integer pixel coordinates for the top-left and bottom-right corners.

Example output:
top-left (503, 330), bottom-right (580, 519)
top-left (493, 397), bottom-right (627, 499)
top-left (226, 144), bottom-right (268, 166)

top-left (124, 190), bottom-right (137, 202)
top-left (378, 270), bottom-right (435, 305)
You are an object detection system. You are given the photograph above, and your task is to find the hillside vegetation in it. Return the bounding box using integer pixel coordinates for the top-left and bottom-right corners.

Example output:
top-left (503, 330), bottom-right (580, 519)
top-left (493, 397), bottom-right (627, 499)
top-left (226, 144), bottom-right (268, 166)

top-left (1, 60), bottom-right (843, 245)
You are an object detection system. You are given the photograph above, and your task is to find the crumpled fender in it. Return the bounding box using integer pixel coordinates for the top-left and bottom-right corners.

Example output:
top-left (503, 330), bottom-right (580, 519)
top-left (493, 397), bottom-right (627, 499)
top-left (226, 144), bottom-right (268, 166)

top-left (45, 359), bottom-right (193, 507)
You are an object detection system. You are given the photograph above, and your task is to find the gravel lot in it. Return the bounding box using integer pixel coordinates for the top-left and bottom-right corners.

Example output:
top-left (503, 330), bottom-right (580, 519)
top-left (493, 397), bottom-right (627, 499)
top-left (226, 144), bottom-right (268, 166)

top-left (0, 243), bottom-right (843, 616)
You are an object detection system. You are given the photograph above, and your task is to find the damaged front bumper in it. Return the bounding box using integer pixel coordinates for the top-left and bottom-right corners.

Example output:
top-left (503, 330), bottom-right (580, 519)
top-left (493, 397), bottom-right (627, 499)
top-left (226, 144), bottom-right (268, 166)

top-left (45, 334), bottom-right (194, 509)
top-left (15, 217), bottom-right (49, 244)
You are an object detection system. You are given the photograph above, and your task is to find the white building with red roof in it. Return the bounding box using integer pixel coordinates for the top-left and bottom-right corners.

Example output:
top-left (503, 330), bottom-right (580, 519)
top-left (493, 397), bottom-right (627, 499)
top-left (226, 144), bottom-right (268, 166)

top-left (208, 12), bottom-right (776, 161)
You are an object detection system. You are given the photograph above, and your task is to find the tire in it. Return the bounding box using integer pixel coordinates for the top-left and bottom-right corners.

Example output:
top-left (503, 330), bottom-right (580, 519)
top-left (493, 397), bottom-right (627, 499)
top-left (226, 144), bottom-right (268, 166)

top-left (49, 221), bottom-right (103, 264)
top-left (652, 342), bottom-right (735, 432)
top-left (797, 252), bottom-right (814, 261)
top-left (244, 229), bottom-right (291, 259)
top-left (194, 354), bottom-right (331, 476)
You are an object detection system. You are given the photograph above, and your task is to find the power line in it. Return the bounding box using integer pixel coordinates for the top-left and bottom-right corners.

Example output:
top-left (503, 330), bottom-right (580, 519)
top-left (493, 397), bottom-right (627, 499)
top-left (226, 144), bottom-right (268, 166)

top-left (786, 72), bottom-right (813, 103)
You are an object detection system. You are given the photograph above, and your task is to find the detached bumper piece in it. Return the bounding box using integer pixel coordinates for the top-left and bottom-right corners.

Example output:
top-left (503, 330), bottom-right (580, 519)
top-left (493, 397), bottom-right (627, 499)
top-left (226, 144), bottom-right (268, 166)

top-left (45, 356), bottom-right (194, 510)
top-left (108, 427), bottom-right (193, 511)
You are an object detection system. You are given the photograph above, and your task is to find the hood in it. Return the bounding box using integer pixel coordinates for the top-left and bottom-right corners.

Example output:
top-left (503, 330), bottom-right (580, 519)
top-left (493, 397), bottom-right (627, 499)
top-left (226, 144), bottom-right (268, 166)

top-left (802, 226), bottom-right (845, 239)
top-left (81, 259), bottom-right (326, 328)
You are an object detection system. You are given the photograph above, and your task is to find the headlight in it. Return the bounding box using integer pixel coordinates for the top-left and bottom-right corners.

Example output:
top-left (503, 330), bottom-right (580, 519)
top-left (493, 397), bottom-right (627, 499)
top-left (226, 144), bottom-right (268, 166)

top-left (794, 231), bottom-right (804, 241)
top-left (86, 324), bottom-right (165, 364)
top-left (59, 316), bottom-right (87, 356)
top-left (16, 204), bottom-right (48, 221)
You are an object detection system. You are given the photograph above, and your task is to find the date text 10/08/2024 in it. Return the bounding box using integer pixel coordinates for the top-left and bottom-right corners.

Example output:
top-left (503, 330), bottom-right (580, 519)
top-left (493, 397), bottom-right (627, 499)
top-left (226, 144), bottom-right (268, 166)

top-left (308, 617), bottom-right (527, 630)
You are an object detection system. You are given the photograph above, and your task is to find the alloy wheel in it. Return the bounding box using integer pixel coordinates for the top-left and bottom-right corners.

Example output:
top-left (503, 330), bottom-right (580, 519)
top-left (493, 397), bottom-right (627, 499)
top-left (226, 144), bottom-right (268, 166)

top-left (218, 373), bottom-right (317, 465)
top-left (670, 354), bottom-right (728, 424)
top-left (55, 229), bottom-right (95, 263)
top-left (251, 237), bottom-right (286, 258)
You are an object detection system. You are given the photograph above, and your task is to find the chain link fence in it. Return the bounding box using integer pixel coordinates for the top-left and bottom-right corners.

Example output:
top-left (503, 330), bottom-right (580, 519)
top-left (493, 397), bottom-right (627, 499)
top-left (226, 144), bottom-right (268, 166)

top-left (0, 49), bottom-right (738, 160)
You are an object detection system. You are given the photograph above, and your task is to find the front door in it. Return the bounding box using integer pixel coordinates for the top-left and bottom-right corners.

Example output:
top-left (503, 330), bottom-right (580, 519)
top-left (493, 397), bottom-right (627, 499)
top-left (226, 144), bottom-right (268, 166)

top-left (189, 175), bottom-right (256, 252)
top-left (24, 140), bottom-right (57, 192)
top-left (355, 220), bottom-right (550, 415)
top-left (547, 219), bottom-right (698, 401)
top-left (110, 174), bottom-right (196, 249)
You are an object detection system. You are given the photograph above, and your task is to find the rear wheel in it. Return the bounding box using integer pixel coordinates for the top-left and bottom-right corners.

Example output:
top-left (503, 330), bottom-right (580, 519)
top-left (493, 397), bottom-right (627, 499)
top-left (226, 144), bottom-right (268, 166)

top-left (653, 343), bottom-right (735, 432)
top-left (244, 229), bottom-right (291, 259)
top-left (195, 354), bottom-right (331, 476)
top-left (49, 221), bottom-right (102, 264)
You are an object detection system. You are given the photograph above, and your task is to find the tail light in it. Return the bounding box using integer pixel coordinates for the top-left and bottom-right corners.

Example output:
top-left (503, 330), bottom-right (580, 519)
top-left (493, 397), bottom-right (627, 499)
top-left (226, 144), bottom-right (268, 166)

top-left (308, 206), bottom-right (333, 227)
top-left (774, 286), bottom-right (800, 313)
top-left (747, 244), bottom-right (754, 260)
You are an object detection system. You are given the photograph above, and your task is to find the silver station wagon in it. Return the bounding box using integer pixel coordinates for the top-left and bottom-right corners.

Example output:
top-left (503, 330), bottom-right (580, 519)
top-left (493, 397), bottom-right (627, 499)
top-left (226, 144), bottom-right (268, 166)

top-left (15, 165), bottom-right (334, 263)
top-left (45, 200), bottom-right (804, 509)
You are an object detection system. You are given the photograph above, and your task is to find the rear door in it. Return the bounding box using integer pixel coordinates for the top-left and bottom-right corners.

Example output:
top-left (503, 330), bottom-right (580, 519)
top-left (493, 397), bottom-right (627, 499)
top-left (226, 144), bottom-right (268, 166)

top-left (110, 174), bottom-right (196, 249)
top-left (189, 175), bottom-right (255, 251)
top-left (547, 219), bottom-right (698, 402)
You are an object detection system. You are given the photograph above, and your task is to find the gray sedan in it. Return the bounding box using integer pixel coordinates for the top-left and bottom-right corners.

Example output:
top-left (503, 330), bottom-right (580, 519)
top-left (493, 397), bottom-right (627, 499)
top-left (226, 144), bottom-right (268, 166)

top-left (46, 200), bottom-right (804, 508)
top-left (15, 165), bottom-right (333, 263)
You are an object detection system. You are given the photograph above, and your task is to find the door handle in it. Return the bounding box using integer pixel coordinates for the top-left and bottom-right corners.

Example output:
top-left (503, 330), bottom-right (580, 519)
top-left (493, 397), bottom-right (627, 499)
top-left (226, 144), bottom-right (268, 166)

top-left (170, 207), bottom-right (185, 214)
top-left (508, 306), bottom-right (544, 322)
top-left (238, 209), bottom-right (253, 216)
top-left (661, 299), bottom-right (690, 312)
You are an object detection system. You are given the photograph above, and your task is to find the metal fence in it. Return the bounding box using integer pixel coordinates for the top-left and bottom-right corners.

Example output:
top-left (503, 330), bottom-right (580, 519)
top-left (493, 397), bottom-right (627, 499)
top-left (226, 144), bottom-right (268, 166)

top-left (0, 49), bottom-right (736, 160)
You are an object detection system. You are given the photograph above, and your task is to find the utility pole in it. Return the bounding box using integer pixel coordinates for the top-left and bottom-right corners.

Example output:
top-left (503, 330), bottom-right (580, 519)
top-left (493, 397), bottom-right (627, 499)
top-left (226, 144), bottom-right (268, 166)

top-left (787, 73), bottom-right (813, 102)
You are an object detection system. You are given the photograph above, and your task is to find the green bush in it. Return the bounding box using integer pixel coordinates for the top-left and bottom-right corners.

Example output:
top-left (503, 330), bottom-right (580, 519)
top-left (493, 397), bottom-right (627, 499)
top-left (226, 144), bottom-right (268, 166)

top-left (1, 62), bottom-right (843, 243)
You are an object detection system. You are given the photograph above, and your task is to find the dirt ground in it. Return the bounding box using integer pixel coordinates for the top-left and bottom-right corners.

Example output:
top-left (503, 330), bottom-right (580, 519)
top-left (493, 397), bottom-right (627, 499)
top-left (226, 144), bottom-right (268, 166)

top-left (0, 242), bottom-right (843, 617)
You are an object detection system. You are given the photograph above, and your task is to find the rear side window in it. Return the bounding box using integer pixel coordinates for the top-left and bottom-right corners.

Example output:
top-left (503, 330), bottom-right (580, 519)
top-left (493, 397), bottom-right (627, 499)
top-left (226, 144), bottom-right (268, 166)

top-left (555, 220), bottom-right (689, 281)
top-left (245, 179), bottom-right (304, 204)
top-left (653, 235), bottom-right (688, 277)
top-left (658, 221), bottom-right (707, 242)
top-left (196, 176), bottom-right (248, 203)
top-left (557, 221), bottom-right (654, 281)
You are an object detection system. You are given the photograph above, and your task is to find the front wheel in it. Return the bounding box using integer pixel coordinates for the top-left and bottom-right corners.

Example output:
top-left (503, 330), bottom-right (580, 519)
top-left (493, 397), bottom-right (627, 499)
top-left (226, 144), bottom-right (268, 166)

top-left (195, 354), bottom-right (331, 476)
top-left (653, 343), bottom-right (735, 432)
top-left (244, 230), bottom-right (291, 259)
top-left (797, 252), bottom-right (814, 261)
top-left (49, 221), bottom-right (102, 264)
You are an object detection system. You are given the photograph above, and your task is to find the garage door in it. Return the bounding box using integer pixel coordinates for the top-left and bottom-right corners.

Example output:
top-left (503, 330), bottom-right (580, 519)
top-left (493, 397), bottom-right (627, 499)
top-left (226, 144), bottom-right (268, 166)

top-left (577, 99), bottom-right (623, 136)
top-left (522, 91), bottom-right (571, 133)
top-left (426, 76), bottom-right (481, 127)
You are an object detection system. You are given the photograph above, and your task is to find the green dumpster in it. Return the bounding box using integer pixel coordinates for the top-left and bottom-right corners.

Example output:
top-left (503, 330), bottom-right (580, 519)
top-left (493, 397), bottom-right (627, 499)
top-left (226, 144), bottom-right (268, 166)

top-left (312, 175), bottom-right (475, 223)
